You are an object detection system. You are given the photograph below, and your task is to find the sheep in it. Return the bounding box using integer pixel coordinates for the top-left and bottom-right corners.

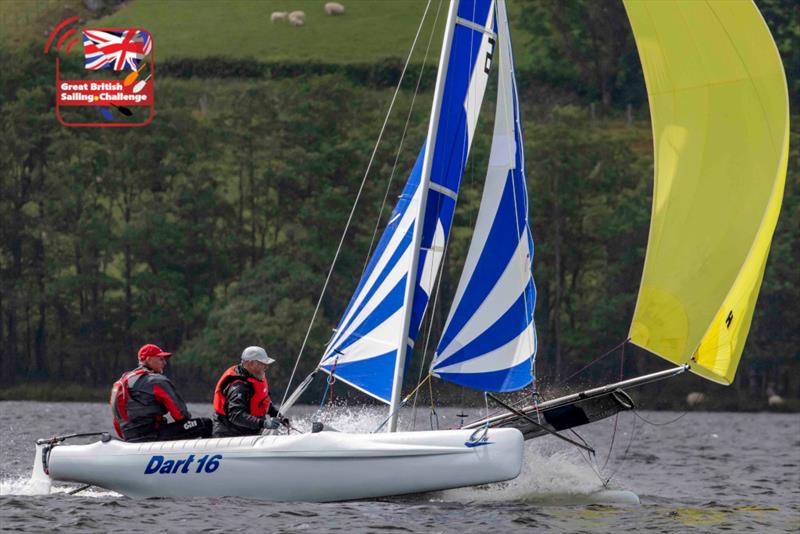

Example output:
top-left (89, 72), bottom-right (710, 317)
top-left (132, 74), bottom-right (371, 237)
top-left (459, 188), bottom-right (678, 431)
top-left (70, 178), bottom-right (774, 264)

top-left (768, 394), bottom-right (785, 407)
top-left (288, 10), bottom-right (306, 26)
top-left (324, 2), bottom-right (345, 16)
top-left (686, 392), bottom-right (705, 407)
top-left (270, 11), bottom-right (288, 23)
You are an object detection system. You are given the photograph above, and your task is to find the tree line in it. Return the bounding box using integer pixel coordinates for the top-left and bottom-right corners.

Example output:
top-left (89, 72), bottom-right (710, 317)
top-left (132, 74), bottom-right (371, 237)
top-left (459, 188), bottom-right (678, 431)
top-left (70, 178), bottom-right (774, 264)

top-left (1, 0), bottom-right (797, 406)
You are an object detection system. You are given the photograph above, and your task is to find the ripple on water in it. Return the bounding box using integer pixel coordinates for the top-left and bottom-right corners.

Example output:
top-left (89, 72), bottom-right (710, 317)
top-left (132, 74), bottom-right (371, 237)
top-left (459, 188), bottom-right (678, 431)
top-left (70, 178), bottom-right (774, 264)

top-left (1, 404), bottom-right (798, 532)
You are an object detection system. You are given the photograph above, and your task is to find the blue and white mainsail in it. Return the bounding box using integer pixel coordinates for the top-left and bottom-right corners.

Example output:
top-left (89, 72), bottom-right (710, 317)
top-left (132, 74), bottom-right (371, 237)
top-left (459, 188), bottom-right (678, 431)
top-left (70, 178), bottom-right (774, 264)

top-left (431, 0), bottom-right (537, 392)
top-left (318, 0), bottom-right (497, 406)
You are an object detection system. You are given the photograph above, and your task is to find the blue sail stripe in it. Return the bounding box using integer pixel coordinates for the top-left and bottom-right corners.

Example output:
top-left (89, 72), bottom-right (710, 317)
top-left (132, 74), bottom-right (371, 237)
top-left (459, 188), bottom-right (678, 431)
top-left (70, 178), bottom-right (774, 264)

top-left (433, 283), bottom-right (534, 370)
top-left (328, 149), bottom-right (424, 351)
top-left (320, 350), bottom-right (397, 404)
top-left (330, 274), bottom-right (407, 356)
top-left (435, 358), bottom-right (533, 392)
top-left (437, 174), bottom-right (524, 351)
top-left (330, 223), bottom-right (414, 351)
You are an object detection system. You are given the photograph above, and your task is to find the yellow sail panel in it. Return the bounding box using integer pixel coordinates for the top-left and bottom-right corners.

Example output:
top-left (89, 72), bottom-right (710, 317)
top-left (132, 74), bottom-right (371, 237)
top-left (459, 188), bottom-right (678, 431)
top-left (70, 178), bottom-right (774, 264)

top-left (624, 1), bottom-right (789, 382)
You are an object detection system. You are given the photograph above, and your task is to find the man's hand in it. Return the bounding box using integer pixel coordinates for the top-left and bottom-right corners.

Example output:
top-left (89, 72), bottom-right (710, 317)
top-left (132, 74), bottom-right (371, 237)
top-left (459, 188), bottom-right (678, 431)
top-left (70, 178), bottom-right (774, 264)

top-left (280, 416), bottom-right (291, 428)
top-left (263, 417), bottom-right (280, 430)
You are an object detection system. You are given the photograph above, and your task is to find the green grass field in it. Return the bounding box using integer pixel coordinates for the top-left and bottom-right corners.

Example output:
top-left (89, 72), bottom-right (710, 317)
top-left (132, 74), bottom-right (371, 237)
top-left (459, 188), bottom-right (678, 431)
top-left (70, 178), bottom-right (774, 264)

top-left (4, 0), bottom-right (533, 66)
top-left (94, 0), bottom-right (447, 63)
top-left (0, 0), bottom-right (90, 48)
top-left (93, 0), bottom-right (531, 64)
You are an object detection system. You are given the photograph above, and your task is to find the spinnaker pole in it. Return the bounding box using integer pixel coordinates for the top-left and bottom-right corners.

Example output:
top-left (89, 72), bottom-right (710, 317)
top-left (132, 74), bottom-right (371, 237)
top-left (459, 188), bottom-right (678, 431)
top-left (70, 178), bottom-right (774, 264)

top-left (464, 365), bottom-right (689, 430)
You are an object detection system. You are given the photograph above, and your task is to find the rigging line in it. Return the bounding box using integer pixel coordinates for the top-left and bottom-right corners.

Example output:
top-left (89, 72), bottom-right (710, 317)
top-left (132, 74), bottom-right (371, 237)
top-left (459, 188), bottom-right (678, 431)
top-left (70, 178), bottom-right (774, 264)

top-left (602, 340), bottom-right (626, 471)
top-left (567, 428), bottom-right (593, 451)
top-left (603, 410), bottom-right (638, 486)
top-left (574, 443), bottom-right (608, 488)
top-left (486, 393), bottom-right (595, 454)
top-left (281, 0), bottom-right (434, 407)
top-left (557, 337), bottom-right (630, 387)
top-left (375, 374), bottom-right (433, 433)
top-left (633, 409), bottom-right (689, 426)
top-left (361, 0), bottom-right (444, 276)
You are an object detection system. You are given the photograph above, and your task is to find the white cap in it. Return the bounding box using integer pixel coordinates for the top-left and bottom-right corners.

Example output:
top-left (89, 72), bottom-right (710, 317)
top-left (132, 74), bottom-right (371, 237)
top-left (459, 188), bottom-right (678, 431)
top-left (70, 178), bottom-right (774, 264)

top-left (241, 346), bottom-right (275, 365)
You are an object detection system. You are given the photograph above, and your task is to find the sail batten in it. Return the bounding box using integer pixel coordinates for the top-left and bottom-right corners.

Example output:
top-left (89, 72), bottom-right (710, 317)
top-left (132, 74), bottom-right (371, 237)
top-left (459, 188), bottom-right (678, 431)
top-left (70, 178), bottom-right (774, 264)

top-left (625, 0), bottom-right (789, 384)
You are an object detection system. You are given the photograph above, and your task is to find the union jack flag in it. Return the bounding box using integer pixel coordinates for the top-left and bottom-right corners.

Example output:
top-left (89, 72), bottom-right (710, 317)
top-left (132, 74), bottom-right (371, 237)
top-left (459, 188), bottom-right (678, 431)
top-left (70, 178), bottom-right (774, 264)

top-left (83, 29), bottom-right (152, 71)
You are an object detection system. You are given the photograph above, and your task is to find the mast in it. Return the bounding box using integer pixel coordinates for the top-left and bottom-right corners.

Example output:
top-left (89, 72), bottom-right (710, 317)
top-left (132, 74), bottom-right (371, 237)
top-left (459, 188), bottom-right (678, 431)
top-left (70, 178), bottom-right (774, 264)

top-left (387, 0), bottom-right (461, 432)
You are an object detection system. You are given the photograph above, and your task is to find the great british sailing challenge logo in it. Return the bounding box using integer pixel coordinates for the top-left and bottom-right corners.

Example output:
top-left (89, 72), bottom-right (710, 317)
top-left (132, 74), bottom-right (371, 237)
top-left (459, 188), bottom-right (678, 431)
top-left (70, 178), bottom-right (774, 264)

top-left (44, 17), bottom-right (154, 127)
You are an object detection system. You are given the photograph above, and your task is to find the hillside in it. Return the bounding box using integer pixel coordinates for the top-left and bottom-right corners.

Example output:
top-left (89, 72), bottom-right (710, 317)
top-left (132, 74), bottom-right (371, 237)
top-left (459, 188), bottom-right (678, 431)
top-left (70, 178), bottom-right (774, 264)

top-left (0, 0), bottom-right (797, 409)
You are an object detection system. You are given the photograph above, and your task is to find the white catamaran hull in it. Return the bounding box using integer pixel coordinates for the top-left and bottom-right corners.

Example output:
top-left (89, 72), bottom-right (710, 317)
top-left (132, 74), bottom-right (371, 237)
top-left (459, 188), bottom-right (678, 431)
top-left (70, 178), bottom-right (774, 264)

top-left (41, 428), bottom-right (523, 501)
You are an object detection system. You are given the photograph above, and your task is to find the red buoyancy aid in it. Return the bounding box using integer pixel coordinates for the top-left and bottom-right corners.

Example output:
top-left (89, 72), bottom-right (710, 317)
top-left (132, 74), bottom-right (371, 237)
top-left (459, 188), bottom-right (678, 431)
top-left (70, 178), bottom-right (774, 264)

top-left (110, 367), bottom-right (150, 438)
top-left (213, 365), bottom-right (270, 417)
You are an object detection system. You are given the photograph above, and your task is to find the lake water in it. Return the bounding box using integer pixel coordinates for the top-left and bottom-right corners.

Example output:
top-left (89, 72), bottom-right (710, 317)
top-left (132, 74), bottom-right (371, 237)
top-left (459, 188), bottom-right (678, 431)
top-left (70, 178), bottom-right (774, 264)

top-left (1, 401), bottom-right (798, 532)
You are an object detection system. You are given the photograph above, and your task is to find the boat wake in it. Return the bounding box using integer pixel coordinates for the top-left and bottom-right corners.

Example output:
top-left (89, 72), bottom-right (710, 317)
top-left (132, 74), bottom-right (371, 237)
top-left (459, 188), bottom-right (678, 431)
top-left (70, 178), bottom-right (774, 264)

top-left (433, 441), bottom-right (640, 506)
top-left (0, 476), bottom-right (120, 498)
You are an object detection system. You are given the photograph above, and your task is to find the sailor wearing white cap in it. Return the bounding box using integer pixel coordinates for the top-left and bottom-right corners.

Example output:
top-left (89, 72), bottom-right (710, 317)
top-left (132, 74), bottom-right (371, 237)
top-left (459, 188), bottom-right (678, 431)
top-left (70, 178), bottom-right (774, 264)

top-left (211, 346), bottom-right (289, 437)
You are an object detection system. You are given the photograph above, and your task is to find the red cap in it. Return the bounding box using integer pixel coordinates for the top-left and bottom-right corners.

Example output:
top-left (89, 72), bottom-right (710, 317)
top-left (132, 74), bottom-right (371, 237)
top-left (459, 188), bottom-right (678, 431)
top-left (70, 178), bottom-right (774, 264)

top-left (137, 344), bottom-right (172, 361)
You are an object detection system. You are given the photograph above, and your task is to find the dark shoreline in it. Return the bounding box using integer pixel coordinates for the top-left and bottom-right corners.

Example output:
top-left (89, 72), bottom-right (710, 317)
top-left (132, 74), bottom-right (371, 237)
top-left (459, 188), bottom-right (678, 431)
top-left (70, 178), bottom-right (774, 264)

top-left (2, 381), bottom-right (797, 413)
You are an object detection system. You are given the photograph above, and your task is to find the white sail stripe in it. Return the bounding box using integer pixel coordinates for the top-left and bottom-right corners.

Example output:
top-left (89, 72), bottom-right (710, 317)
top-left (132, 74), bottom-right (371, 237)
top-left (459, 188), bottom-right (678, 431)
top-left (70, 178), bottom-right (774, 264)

top-left (324, 306), bottom-right (405, 365)
top-left (419, 220), bottom-right (446, 296)
top-left (464, 23), bottom-right (493, 147)
top-left (493, 0), bottom-right (518, 173)
top-left (437, 7), bottom-right (524, 362)
top-left (324, 185), bottom-right (421, 354)
top-left (488, 134), bottom-right (515, 168)
top-left (323, 241), bottom-right (413, 361)
top-left (441, 163), bottom-right (511, 329)
top-left (434, 323), bottom-right (535, 375)
top-left (446, 38), bottom-right (518, 321)
top-left (335, 186), bottom-right (418, 330)
top-left (463, 4), bottom-right (496, 147)
top-left (329, 240), bottom-right (411, 351)
top-left (435, 227), bottom-right (530, 363)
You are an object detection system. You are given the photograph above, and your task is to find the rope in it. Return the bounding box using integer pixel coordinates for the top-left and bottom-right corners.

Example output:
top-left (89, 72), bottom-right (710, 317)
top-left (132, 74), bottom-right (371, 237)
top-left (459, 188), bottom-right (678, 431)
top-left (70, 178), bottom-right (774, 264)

top-left (601, 342), bottom-right (626, 471)
top-left (281, 0), bottom-right (434, 407)
top-left (374, 375), bottom-right (432, 433)
top-left (633, 410), bottom-right (689, 426)
top-left (602, 411), bottom-right (638, 486)
top-left (558, 338), bottom-right (630, 386)
top-left (327, 357), bottom-right (338, 406)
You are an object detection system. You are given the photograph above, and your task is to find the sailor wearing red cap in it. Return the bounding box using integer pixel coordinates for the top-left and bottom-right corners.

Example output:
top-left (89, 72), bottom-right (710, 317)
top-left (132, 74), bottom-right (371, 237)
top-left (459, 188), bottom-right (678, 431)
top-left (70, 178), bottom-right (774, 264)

top-left (212, 346), bottom-right (290, 437)
top-left (110, 343), bottom-right (212, 442)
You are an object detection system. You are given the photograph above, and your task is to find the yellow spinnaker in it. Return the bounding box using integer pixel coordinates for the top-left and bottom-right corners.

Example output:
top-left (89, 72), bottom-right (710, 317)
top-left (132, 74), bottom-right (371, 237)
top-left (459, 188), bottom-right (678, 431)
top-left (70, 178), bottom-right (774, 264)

top-left (624, 0), bottom-right (789, 384)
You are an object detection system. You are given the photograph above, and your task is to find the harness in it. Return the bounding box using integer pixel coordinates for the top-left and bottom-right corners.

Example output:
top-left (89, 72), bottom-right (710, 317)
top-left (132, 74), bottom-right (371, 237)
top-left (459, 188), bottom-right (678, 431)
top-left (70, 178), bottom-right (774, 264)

top-left (110, 367), bottom-right (150, 438)
top-left (213, 365), bottom-right (270, 417)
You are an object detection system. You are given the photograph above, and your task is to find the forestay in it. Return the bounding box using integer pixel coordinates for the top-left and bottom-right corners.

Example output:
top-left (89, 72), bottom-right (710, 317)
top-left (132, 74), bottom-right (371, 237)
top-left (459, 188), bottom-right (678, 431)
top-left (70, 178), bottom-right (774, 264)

top-left (625, 0), bottom-right (789, 384)
top-left (431, 0), bottom-right (536, 392)
top-left (318, 0), bottom-right (497, 403)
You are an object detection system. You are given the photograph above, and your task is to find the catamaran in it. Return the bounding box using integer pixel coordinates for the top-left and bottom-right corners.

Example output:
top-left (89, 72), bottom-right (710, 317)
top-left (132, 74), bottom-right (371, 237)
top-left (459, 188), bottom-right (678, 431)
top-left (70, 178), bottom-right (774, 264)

top-left (28, 0), bottom-right (788, 501)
